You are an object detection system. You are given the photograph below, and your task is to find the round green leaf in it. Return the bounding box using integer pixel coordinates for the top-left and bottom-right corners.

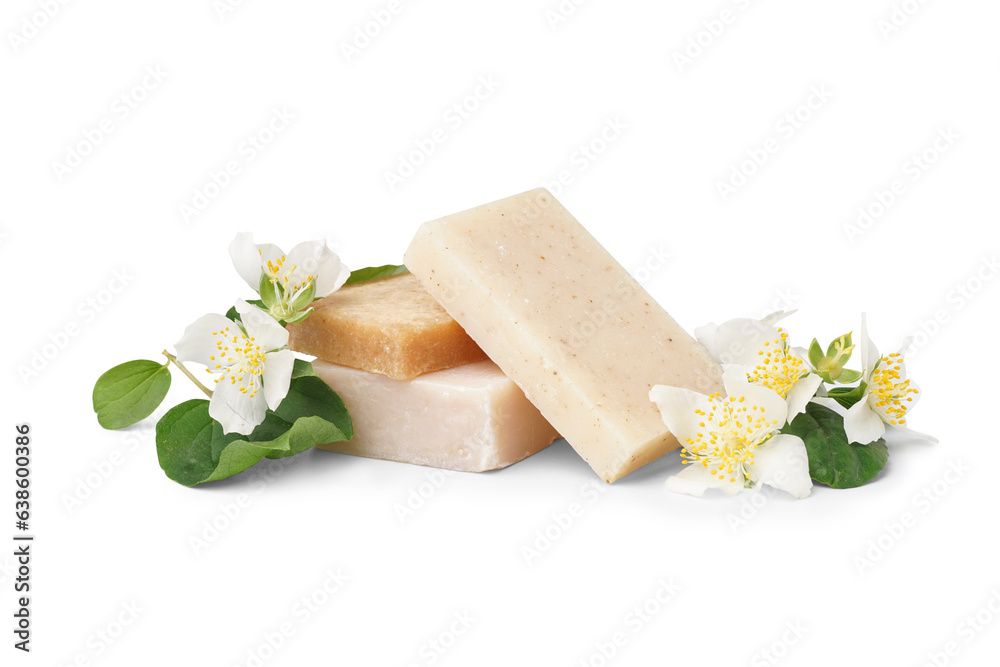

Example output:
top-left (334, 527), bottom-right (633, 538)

top-left (155, 399), bottom-right (220, 486)
top-left (155, 376), bottom-right (353, 486)
top-left (93, 360), bottom-right (172, 430)
top-left (782, 402), bottom-right (888, 489)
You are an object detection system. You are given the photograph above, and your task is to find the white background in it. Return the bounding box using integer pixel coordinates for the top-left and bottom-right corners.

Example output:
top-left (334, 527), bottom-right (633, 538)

top-left (3, 1), bottom-right (998, 665)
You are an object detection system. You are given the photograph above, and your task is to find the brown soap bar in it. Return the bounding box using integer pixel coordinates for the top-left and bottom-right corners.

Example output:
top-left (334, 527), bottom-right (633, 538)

top-left (286, 272), bottom-right (488, 380)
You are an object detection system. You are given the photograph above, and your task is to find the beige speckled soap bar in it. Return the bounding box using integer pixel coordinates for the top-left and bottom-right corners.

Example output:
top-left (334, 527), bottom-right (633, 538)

top-left (313, 359), bottom-right (560, 472)
top-left (404, 188), bottom-right (722, 482)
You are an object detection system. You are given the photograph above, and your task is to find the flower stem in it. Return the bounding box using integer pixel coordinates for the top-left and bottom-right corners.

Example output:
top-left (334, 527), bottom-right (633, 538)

top-left (162, 350), bottom-right (213, 398)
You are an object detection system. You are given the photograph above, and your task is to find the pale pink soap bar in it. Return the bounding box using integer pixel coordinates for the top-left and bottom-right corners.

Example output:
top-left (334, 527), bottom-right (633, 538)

top-left (313, 360), bottom-right (560, 472)
top-left (404, 188), bottom-right (723, 482)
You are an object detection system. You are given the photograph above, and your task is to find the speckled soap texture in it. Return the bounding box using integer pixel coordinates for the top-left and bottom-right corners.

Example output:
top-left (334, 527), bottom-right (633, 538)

top-left (286, 272), bottom-right (488, 380)
top-left (404, 188), bottom-right (723, 482)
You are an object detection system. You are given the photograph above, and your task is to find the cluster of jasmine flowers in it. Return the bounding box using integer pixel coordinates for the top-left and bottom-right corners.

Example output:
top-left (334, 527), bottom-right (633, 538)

top-left (650, 312), bottom-right (934, 499)
top-left (174, 234), bottom-right (349, 435)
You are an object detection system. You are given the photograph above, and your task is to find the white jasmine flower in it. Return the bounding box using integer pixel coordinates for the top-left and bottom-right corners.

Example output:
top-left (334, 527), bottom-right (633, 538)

top-left (650, 366), bottom-right (813, 499)
top-left (844, 314), bottom-right (936, 445)
top-left (229, 232), bottom-right (350, 322)
top-left (174, 300), bottom-right (295, 435)
top-left (695, 312), bottom-right (823, 422)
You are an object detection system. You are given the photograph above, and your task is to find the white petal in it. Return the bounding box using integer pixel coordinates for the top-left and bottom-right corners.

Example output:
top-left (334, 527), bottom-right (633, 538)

top-left (256, 243), bottom-right (286, 272)
top-left (809, 396), bottom-right (841, 411)
top-left (229, 233), bottom-right (264, 291)
top-left (285, 240), bottom-right (350, 296)
top-left (785, 373), bottom-right (824, 423)
top-left (858, 313), bottom-right (881, 382)
top-left (696, 318), bottom-right (781, 366)
top-left (665, 463), bottom-right (744, 497)
top-left (262, 349), bottom-right (295, 411)
top-left (762, 310), bottom-right (796, 326)
top-left (898, 336), bottom-right (914, 356)
top-left (649, 385), bottom-right (712, 444)
top-left (693, 322), bottom-right (721, 357)
top-left (282, 240), bottom-right (324, 285)
top-left (844, 395), bottom-right (886, 445)
top-left (210, 375), bottom-right (268, 435)
top-left (898, 337), bottom-right (917, 360)
top-left (236, 299), bottom-right (289, 351)
top-left (721, 365), bottom-right (788, 435)
top-left (320, 261), bottom-right (351, 297)
top-left (890, 423), bottom-right (939, 443)
top-left (174, 313), bottom-right (237, 367)
top-left (748, 434), bottom-right (812, 499)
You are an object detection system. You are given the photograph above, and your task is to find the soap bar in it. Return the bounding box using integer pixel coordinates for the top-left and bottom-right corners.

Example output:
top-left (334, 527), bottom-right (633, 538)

top-left (313, 359), bottom-right (560, 472)
top-left (404, 188), bottom-right (723, 482)
top-left (287, 273), bottom-right (487, 380)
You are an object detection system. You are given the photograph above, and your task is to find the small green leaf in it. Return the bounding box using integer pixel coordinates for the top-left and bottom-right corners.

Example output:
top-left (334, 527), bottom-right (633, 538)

top-left (93, 360), bottom-right (172, 430)
top-left (282, 307), bottom-right (314, 325)
top-left (225, 306), bottom-right (239, 321)
top-left (291, 359), bottom-right (316, 379)
top-left (808, 339), bottom-right (824, 367)
top-left (826, 332), bottom-right (854, 365)
top-left (345, 264), bottom-right (408, 286)
top-left (782, 402), bottom-right (887, 488)
top-left (290, 282), bottom-right (316, 312)
top-left (827, 383), bottom-right (867, 409)
top-left (155, 375), bottom-right (352, 486)
top-left (836, 369), bottom-right (864, 384)
top-left (259, 272), bottom-right (282, 309)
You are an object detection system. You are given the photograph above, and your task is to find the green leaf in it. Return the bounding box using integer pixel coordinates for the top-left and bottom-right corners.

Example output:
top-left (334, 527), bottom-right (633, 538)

top-left (290, 281), bottom-right (316, 312)
top-left (825, 338), bottom-right (839, 358)
top-left (345, 264), bottom-right (408, 286)
top-left (827, 383), bottom-right (867, 409)
top-left (781, 402), bottom-right (887, 489)
top-left (808, 339), bottom-right (824, 367)
top-left (291, 359), bottom-right (316, 379)
top-left (836, 369), bottom-right (864, 384)
top-left (93, 360), bottom-right (172, 430)
top-left (826, 332), bottom-right (854, 365)
top-left (154, 400), bottom-right (220, 485)
top-left (815, 332), bottom-right (857, 383)
top-left (272, 376), bottom-right (352, 441)
top-left (259, 272), bottom-right (282, 309)
top-left (155, 375), bottom-right (352, 486)
top-left (282, 307), bottom-right (314, 325)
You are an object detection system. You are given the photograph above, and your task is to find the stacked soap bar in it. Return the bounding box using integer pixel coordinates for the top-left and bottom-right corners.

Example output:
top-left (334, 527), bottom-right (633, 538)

top-left (312, 360), bottom-right (558, 472)
top-left (405, 188), bottom-right (723, 482)
top-left (287, 273), bottom-right (487, 380)
top-left (288, 273), bottom-right (559, 472)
